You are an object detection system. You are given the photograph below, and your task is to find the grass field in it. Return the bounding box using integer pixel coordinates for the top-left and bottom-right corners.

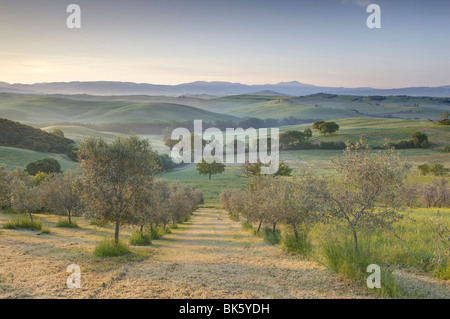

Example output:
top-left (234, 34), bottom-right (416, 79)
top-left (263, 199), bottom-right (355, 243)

top-left (162, 164), bottom-right (248, 205)
top-left (280, 117), bottom-right (450, 147)
top-left (0, 93), bottom-right (238, 124)
top-left (0, 146), bottom-right (77, 171)
top-left (0, 208), bottom-right (448, 298)
top-left (1, 93), bottom-right (448, 126)
top-left (0, 209), bottom-right (373, 298)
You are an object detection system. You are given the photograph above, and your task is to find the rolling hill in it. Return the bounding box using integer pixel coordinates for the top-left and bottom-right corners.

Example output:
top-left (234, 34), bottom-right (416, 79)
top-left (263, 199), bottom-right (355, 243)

top-left (0, 93), bottom-right (239, 124)
top-left (0, 118), bottom-right (75, 154)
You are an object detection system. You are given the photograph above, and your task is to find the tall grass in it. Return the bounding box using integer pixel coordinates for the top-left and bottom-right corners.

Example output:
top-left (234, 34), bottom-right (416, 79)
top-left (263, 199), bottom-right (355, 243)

top-left (3, 216), bottom-right (42, 230)
top-left (319, 234), bottom-right (401, 298)
top-left (93, 238), bottom-right (130, 257)
top-left (261, 227), bottom-right (281, 245)
top-left (129, 230), bottom-right (152, 246)
top-left (56, 219), bottom-right (79, 228)
top-left (281, 232), bottom-right (312, 256)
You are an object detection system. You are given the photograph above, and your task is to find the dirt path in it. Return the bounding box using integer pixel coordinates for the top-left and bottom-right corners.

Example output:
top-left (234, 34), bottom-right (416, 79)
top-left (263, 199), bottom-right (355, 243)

top-left (93, 208), bottom-right (370, 298)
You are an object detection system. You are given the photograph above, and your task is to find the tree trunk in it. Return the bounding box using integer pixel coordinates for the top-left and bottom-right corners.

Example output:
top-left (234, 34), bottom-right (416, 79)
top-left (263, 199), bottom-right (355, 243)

top-left (352, 228), bottom-right (359, 255)
top-left (272, 222), bottom-right (277, 233)
top-left (293, 225), bottom-right (299, 240)
top-left (209, 172), bottom-right (211, 180)
top-left (257, 219), bottom-right (263, 233)
top-left (114, 220), bottom-right (120, 245)
top-left (28, 211), bottom-right (33, 222)
top-left (68, 210), bottom-right (72, 224)
top-left (140, 225), bottom-right (143, 232)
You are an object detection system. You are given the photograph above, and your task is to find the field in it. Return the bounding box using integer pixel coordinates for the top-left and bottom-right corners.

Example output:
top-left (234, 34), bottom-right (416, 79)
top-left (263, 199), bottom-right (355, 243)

top-left (0, 208), bottom-right (448, 298)
top-left (1, 93), bottom-right (448, 126)
top-left (0, 146), bottom-right (76, 171)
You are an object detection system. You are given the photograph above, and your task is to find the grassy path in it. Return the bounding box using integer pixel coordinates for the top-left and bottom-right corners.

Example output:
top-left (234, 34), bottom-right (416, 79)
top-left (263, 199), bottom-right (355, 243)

top-left (0, 208), bottom-right (374, 298)
top-left (94, 208), bottom-right (370, 298)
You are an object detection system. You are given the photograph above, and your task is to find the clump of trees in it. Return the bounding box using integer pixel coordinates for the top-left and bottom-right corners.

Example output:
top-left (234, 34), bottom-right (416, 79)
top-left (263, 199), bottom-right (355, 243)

top-left (418, 163), bottom-right (449, 176)
top-left (239, 160), bottom-right (292, 177)
top-left (279, 129), bottom-right (312, 148)
top-left (312, 121), bottom-right (340, 135)
top-left (438, 111), bottom-right (450, 125)
top-left (25, 158), bottom-right (61, 175)
top-left (387, 132), bottom-right (430, 149)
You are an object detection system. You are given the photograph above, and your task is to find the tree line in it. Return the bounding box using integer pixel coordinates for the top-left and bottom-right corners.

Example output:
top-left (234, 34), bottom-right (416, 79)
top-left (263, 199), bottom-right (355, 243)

top-left (221, 138), bottom-right (449, 254)
top-left (0, 135), bottom-right (204, 245)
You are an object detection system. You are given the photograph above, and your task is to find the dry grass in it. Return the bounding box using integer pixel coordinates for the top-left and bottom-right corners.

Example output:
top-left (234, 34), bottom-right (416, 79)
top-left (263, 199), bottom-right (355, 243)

top-left (0, 209), bottom-right (447, 299)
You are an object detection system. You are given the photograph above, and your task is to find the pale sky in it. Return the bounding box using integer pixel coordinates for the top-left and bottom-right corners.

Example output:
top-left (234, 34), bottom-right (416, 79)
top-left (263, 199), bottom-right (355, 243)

top-left (0, 0), bottom-right (449, 88)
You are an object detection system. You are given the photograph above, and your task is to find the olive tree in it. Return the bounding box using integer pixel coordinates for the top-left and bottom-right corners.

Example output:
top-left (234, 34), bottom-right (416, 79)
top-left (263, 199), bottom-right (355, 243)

top-left (10, 172), bottom-right (41, 222)
top-left (0, 165), bottom-right (12, 209)
top-left (78, 135), bottom-right (160, 245)
top-left (321, 138), bottom-right (410, 254)
top-left (40, 170), bottom-right (82, 224)
top-left (281, 172), bottom-right (324, 240)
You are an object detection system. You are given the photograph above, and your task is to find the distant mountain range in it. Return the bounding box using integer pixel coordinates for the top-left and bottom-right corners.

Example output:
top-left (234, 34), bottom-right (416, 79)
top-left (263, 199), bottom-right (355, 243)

top-left (1, 81), bottom-right (450, 97)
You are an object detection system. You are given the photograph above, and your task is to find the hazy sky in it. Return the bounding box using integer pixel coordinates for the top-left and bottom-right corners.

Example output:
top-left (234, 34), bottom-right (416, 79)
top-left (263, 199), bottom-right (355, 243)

top-left (0, 0), bottom-right (449, 88)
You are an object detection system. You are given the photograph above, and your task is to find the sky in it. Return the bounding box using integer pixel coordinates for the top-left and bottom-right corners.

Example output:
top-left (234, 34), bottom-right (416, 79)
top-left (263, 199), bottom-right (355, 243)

top-left (0, 0), bottom-right (449, 88)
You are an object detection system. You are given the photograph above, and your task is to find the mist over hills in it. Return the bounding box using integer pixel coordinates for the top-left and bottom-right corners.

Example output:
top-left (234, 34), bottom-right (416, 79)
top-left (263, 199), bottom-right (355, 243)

top-left (1, 81), bottom-right (450, 97)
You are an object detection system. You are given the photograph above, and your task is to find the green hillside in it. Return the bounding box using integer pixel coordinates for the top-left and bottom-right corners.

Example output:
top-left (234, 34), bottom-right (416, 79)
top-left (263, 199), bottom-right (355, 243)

top-left (214, 94), bottom-right (449, 120)
top-left (41, 125), bottom-right (170, 154)
top-left (279, 117), bottom-right (450, 147)
top-left (0, 118), bottom-right (75, 154)
top-left (0, 93), bottom-right (238, 124)
top-left (0, 146), bottom-right (77, 171)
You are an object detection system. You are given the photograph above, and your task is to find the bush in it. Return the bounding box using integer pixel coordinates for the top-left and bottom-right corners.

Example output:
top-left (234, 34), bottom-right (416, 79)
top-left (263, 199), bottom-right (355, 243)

top-left (25, 158), bottom-right (61, 175)
top-left (262, 227), bottom-right (281, 245)
top-left (241, 220), bottom-right (253, 231)
top-left (129, 230), bottom-right (152, 246)
top-left (89, 219), bottom-right (108, 227)
top-left (56, 219), bottom-right (79, 228)
top-left (3, 216), bottom-right (42, 230)
top-left (169, 223), bottom-right (179, 230)
top-left (40, 226), bottom-right (51, 234)
top-left (281, 232), bottom-right (312, 256)
top-left (150, 227), bottom-right (165, 240)
top-left (93, 238), bottom-right (130, 257)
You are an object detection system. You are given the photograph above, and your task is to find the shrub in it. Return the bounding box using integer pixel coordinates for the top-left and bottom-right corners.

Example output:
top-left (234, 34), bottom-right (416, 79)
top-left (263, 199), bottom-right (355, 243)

top-left (262, 227), bottom-right (281, 245)
top-left (241, 220), bottom-right (253, 231)
top-left (3, 216), bottom-right (42, 230)
top-left (150, 227), bottom-right (165, 240)
top-left (40, 226), bottom-right (51, 234)
top-left (129, 230), bottom-right (152, 246)
top-left (56, 219), bottom-right (79, 228)
top-left (281, 232), bottom-right (312, 256)
top-left (93, 238), bottom-right (130, 257)
top-left (25, 158), bottom-right (61, 175)
top-left (89, 219), bottom-right (108, 227)
top-left (169, 223), bottom-right (179, 230)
